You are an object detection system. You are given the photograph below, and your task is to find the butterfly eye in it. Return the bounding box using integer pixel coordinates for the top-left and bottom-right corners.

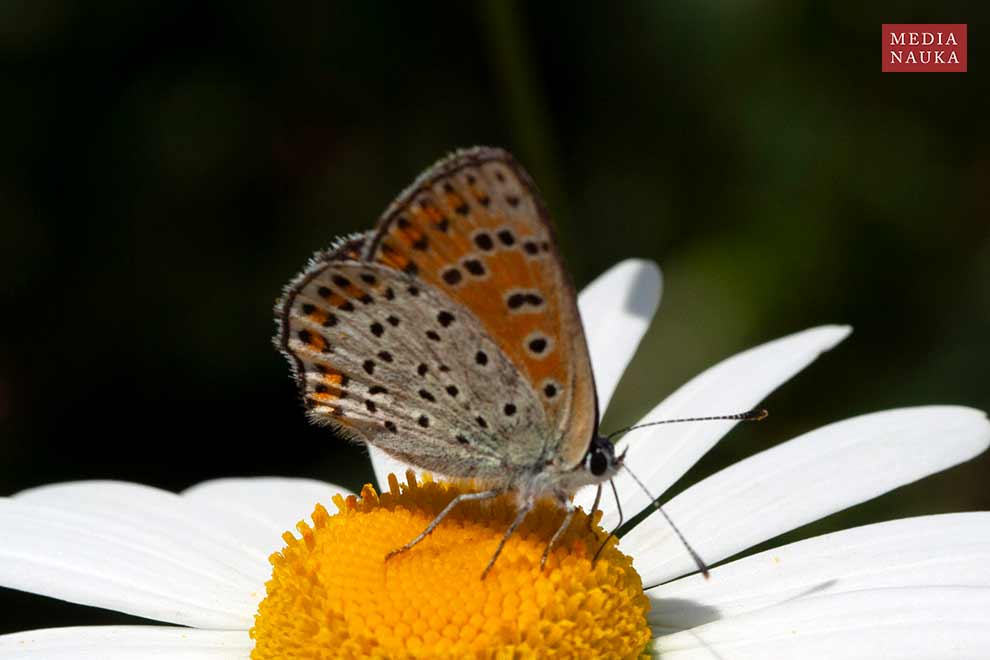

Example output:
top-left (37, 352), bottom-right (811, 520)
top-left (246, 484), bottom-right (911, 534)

top-left (584, 435), bottom-right (616, 478)
top-left (588, 447), bottom-right (609, 476)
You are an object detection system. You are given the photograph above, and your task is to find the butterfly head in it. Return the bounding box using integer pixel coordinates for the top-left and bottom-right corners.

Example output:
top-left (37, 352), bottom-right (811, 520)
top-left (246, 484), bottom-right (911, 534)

top-left (584, 434), bottom-right (623, 480)
top-left (549, 433), bottom-right (624, 494)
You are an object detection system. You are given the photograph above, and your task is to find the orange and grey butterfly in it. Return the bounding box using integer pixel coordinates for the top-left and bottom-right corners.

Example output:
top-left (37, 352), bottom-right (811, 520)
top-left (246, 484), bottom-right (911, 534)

top-left (277, 147), bottom-right (618, 576)
top-left (278, 147), bottom-right (599, 481)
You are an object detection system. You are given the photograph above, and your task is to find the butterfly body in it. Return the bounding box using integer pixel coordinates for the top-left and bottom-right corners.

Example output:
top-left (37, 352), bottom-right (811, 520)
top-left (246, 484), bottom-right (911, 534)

top-left (277, 148), bottom-right (621, 571)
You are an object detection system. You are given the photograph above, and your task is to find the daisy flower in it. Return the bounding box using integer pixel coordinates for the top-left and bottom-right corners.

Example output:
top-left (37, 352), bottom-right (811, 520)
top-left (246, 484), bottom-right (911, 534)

top-left (2, 260), bottom-right (988, 658)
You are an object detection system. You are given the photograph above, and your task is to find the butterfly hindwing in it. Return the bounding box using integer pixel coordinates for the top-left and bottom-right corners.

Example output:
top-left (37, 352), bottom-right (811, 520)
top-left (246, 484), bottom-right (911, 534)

top-left (364, 147), bottom-right (598, 469)
top-left (279, 241), bottom-right (549, 478)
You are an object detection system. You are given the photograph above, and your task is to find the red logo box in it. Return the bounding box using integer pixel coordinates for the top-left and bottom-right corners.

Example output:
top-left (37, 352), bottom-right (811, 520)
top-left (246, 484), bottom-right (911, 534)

top-left (882, 24), bottom-right (967, 72)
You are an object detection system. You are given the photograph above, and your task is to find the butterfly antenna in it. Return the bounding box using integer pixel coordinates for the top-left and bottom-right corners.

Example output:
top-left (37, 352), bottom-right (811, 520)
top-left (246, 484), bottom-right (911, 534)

top-left (622, 464), bottom-right (711, 579)
top-left (605, 408), bottom-right (768, 443)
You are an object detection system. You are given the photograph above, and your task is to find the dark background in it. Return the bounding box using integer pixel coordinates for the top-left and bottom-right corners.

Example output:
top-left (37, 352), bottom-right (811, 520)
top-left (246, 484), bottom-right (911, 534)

top-left (1, 1), bottom-right (987, 633)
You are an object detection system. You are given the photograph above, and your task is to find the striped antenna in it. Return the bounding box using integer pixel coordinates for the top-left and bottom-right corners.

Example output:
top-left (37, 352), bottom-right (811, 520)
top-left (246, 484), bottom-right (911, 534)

top-left (605, 408), bottom-right (768, 443)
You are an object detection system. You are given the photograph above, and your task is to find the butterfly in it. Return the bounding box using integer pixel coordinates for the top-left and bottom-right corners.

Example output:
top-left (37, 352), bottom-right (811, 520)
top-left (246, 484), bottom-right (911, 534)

top-left (276, 147), bottom-right (625, 577)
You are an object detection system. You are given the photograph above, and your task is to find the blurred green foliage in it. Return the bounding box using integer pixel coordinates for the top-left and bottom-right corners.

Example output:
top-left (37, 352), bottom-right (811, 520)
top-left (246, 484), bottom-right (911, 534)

top-left (1, 1), bottom-right (987, 632)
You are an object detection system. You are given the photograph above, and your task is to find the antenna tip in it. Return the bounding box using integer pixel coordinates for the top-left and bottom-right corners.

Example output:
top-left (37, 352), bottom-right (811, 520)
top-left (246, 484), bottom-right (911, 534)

top-left (749, 408), bottom-right (769, 421)
top-left (702, 568), bottom-right (711, 580)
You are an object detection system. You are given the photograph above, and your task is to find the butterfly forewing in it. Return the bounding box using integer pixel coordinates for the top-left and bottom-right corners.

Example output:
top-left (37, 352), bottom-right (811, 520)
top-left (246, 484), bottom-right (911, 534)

top-left (364, 148), bottom-right (598, 469)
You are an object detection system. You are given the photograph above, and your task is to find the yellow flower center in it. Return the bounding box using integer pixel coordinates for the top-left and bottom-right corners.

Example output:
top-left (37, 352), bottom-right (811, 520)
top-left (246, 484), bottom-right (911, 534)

top-left (250, 472), bottom-right (651, 659)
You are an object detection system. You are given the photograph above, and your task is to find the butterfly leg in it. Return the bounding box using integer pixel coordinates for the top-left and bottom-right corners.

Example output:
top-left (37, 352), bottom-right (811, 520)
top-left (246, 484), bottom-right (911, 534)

top-left (481, 497), bottom-right (535, 580)
top-left (385, 488), bottom-right (503, 562)
top-left (586, 483), bottom-right (603, 532)
top-left (592, 478), bottom-right (625, 565)
top-left (540, 496), bottom-right (576, 570)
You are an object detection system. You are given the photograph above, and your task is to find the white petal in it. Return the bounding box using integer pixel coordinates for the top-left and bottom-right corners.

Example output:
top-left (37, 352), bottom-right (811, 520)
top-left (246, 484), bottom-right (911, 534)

top-left (577, 259), bottom-right (662, 412)
top-left (2, 482), bottom-right (264, 629)
top-left (625, 406), bottom-right (990, 586)
top-left (15, 481), bottom-right (269, 578)
top-left (368, 446), bottom-right (420, 493)
top-left (578, 325), bottom-right (851, 526)
top-left (654, 586), bottom-right (990, 659)
top-left (15, 481), bottom-right (268, 558)
top-left (0, 626), bottom-right (251, 659)
top-left (182, 477), bottom-right (352, 553)
top-left (648, 512), bottom-right (990, 634)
